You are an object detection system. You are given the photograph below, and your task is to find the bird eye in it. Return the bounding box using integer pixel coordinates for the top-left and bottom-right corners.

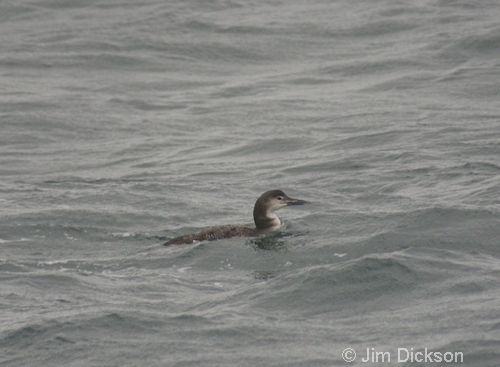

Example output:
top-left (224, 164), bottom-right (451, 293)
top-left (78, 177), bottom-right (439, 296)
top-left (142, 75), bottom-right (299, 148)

top-left (277, 196), bottom-right (283, 200)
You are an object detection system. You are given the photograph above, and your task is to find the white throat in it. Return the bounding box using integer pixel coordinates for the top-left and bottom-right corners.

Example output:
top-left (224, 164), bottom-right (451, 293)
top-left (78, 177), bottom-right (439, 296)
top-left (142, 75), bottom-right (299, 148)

top-left (264, 213), bottom-right (282, 232)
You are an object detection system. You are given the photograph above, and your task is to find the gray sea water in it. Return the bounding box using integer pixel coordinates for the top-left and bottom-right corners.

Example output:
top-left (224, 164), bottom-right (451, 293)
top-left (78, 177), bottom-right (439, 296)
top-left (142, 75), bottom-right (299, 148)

top-left (1, 1), bottom-right (500, 366)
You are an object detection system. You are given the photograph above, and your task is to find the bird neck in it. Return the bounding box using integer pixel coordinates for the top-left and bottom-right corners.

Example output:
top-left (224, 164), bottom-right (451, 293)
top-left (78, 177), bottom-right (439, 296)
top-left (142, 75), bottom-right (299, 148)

top-left (253, 205), bottom-right (281, 232)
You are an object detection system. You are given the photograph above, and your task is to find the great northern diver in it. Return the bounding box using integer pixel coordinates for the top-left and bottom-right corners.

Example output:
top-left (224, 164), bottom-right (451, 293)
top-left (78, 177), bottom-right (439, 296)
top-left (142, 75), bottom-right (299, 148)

top-left (162, 190), bottom-right (309, 246)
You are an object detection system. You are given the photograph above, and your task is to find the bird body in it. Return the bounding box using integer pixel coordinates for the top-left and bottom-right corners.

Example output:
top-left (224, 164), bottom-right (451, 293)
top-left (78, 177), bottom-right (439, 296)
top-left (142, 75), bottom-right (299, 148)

top-left (163, 190), bottom-right (308, 246)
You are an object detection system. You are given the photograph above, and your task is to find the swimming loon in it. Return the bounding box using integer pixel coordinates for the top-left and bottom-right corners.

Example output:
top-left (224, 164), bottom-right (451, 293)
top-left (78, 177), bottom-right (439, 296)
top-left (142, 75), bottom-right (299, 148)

top-left (162, 190), bottom-right (309, 246)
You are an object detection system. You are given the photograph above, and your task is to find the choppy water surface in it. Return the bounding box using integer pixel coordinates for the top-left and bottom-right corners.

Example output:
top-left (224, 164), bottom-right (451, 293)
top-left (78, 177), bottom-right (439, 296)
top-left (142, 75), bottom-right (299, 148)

top-left (1, 1), bottom-right (499, 366)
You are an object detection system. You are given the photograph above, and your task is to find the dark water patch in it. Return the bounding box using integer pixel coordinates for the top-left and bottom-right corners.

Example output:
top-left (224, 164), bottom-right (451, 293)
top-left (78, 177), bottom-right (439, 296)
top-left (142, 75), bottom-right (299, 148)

top-left (362, 72), bottom-right (437, 92)
top-left (209, 137), bottom-right (308, 158)
top-left (448, 281), bottom-right (485, 295)
top-left (108, 97), bottom-right (187, 111)
top-left (354, 224), bottom-right (500, 259)
top-left (402, 205), bottom-right (496, 224)
top-left (347, 232), bottom-right (415, 258)
top-left (349, 19), bottom-right (418, 37)
top-left (250, 238), bottom-right (287, 252)
top-left (249, 231), bottom-right (293, 252)
top-left (0, 325), bottom-right (47, 349)
top-left (283, 159), bottom-right (369, 174)
top-left (458, 161), bottom-right (500, 173)
top-left (249, 255), bottom-right (419, 318)
top-left (211, 82), bottom-right (275, 99)
top-left (337, 128), bottom-right (418, 148)
top-left (0, 3), bottom-right (38, 22)
top-left (0, 56), bottom-right (54, 70)
top-left (69, 53), bottom-right (160, 71)
top-left (456, 28), bottom-right (500, 55)
top-left (397, 206), bottom-right (499, 243)
top-left (286, 76), bottom-right (337, 86)
top-left (252, 269), bottom-right (282, 280)
top-left (489, 323), bottom-right (500, 331)
top-left (434, 27), bottom-right (500, 66)
top-left (164, 40), bottom-right (280, 65)
top-left (185, 20), bottom-right (278, 36)
top-left (0, 261), bottom-right (30, 273)
top-left (28, 0), bottom-right (98, 10)
top-left (0, 312), bottom-right (170, 366)
top-left (435, 339), bottom-right (500, 366)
